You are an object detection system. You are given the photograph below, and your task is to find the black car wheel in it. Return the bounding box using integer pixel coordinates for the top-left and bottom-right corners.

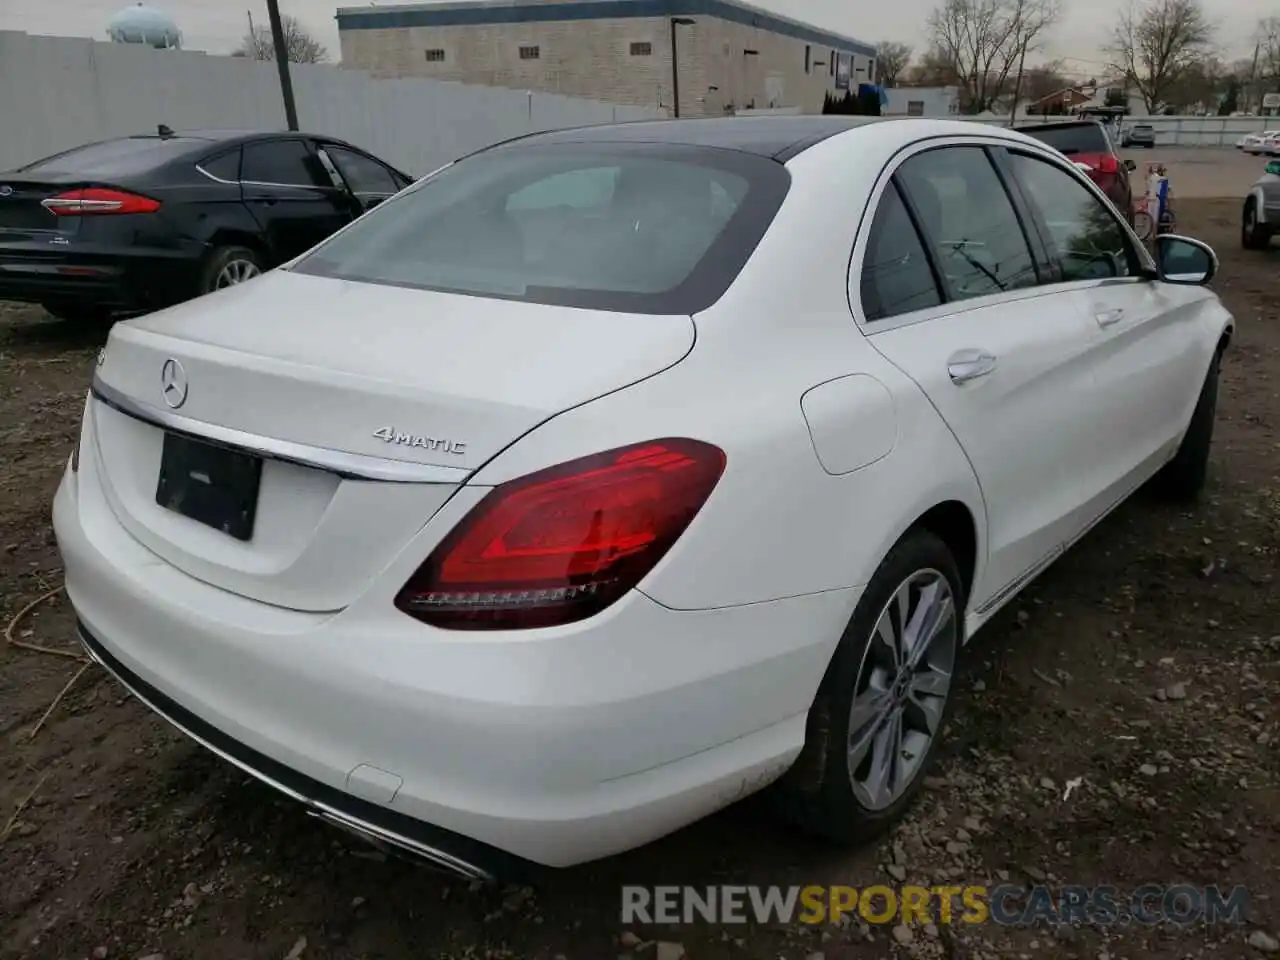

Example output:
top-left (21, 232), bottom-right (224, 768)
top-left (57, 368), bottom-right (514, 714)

top-left (41, 302), bottom-right (113, 323)
top-left (1242, 199), bottom-right (1273, 250)
top-left (199, 246), bottom-right (265, 295)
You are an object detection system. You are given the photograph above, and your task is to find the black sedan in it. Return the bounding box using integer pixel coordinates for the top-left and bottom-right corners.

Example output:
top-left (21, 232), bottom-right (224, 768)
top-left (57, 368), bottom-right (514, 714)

top-left (0, 128), bottom-right (413, 322)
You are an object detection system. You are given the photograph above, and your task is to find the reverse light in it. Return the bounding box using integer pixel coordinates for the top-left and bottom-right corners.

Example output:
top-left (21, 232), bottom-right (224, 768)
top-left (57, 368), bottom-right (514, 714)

top-left (42, 188), bottom-right (161, 216)
top-left (395, 439), bottom-right (727, 631)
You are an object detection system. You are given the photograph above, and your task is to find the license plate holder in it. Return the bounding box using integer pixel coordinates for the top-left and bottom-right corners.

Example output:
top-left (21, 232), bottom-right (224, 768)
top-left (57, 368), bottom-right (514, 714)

top-left (155, 433), bottom-right (262, 542)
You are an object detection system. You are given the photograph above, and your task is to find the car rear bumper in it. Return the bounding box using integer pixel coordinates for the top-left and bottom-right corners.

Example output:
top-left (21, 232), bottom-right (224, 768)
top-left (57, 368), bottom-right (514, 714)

top-left (53, 438), bottom-right (857, 872)
top-left (0, 241), bottom-right (205, 309)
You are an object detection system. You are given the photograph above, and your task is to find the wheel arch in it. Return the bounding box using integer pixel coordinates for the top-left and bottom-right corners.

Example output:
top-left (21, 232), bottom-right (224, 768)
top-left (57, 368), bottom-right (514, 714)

top-left (206, 228), bottom-right (273, 266)
top-left (910, 500), bottom-right (980, 609)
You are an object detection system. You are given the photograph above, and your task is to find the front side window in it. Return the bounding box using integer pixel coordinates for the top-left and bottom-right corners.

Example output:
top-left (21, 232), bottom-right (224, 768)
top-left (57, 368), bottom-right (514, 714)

top-left (859, 181), bottom-right (942, 321)
top-left (895, 146), bottom-right (1039, 302)
top-left (325, 146), bottom-right (401, 196)
top-left (1006, 152), bottom-right (1137, 282)
top-left (291, 143), bottom-right (790, 314)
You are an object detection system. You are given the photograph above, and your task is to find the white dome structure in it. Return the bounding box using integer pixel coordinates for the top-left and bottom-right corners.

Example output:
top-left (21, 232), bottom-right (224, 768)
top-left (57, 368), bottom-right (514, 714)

top-left (107, 3), bottom-right (182, 49)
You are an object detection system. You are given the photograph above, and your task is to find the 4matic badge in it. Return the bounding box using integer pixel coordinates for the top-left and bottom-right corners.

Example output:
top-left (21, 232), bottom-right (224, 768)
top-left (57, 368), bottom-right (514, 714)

top-left (372, 427), bottom-right (466, 456)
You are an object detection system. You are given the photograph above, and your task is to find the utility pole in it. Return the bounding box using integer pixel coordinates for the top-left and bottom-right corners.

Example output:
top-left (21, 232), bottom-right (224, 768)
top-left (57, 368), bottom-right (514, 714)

top-left (669, 17), bottom-right (695, 118)
top-left (266, 0), bottom-right (300, 131)
top-left (1008, 39), bottom-right (1029, 126)
top-left (1249, 39), bottom-right (1261, 114)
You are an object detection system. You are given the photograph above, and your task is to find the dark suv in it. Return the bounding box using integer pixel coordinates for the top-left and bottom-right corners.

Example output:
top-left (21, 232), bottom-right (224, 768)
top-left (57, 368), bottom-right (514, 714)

top-left (1014, 120), bottom-right (1135, 224)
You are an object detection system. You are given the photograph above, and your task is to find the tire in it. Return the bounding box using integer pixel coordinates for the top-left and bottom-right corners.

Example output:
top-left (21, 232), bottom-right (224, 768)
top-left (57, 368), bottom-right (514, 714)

top-left (1151, 353), bottom-right (1219, 500)
top-left (40, 301), bottom-right (112, 323)
top-left (1242, 199), bottom-right (1272, 250)
top-left (771, 529), bottom-right (964, 843)
top-left (197, 245), bottom-right (265, 296)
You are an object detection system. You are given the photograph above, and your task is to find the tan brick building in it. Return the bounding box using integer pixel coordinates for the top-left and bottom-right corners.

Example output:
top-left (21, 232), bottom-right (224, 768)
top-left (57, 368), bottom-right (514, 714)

top-left (336, 0), bottom-right (877, 118)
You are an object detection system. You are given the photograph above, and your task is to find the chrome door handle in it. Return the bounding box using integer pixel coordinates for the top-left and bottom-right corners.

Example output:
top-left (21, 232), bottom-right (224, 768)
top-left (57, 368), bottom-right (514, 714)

top-left (1095, 308), bottom-right (1125, 327)
top-left (947, 349), bottom-right (997, 384)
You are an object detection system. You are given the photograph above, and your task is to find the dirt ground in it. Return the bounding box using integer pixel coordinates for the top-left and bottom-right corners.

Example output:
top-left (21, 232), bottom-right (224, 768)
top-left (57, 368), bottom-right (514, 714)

top-left (1, 197), bottom-right (1278, 960)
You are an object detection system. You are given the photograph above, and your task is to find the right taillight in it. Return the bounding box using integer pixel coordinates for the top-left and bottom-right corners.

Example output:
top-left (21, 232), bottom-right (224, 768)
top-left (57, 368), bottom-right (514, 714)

top-left (1096, 154), bottom-right (1120, 175)
top-left (394, 438), bottom-right (727, 631)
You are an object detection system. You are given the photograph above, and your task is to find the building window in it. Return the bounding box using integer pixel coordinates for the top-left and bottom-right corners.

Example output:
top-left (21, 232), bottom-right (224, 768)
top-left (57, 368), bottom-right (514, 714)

top-left (424, 48), bottom-right (445, 62)
top-left (630, 41), bottom-right (652, 56)
top-left (830, 51), bottom-right (836, 76)
top-left (519, 45), bottom-right (540, 60)
top-left (868, 59), bottom-right (875, 81)
top-left (907, 100), bottom-right (924, 116)
top-left (804, 44), bottom-right (811, 74)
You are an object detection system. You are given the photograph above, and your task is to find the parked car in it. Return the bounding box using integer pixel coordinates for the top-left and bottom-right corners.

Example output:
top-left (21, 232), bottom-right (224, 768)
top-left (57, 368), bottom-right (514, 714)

top-left (1242, 158), bottom-right (1280, 249)
top-left (1240, 130), bottom-right (1280, 154)
top-left (1121, 123), bottom-right (1156, 148)
top-left (56, 116), bottom-right (1233, 881)
top-left (1014, 119), bottom-right (1136, 222)
top-left (0, 128), bottom-right (412, 322)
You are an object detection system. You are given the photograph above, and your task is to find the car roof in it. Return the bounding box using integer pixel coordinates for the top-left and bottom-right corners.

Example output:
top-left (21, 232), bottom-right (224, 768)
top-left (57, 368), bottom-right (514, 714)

top-left (485, 116), bottom-right (896, 161)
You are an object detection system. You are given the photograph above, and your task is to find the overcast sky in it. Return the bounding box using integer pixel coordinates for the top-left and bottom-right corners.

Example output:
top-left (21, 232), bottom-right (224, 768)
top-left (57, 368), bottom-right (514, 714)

top-left (0, 0), bottom-right (1270, 78)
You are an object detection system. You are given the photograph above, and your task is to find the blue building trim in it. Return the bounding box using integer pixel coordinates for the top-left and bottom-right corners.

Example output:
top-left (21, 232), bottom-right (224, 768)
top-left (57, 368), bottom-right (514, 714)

top-left (335, 0), bottom-right (877, 58)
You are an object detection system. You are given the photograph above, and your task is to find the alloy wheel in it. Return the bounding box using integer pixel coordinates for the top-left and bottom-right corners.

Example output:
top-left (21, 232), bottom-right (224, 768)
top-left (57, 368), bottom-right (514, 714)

top-left (214, 259), bottom-right (262, 290)
top-left (846, 568), bottom-right (957, 811)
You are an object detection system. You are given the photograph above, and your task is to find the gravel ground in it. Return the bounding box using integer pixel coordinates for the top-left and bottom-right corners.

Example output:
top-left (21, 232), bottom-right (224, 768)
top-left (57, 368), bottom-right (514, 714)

top-left (0, 199), bottom-right (1277, 960)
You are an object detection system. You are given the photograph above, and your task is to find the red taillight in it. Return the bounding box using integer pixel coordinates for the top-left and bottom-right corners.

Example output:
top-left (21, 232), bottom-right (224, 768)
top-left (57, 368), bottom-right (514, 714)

top-left (1096, 154), bottom-right (1119, 175)
top-left (395, 439), bottom-right (727, 631)
top-left (42, 188), bottom-right (161, 217)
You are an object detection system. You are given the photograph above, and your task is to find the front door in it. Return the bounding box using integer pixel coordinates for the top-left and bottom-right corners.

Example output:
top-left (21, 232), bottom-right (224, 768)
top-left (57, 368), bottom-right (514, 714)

top-left (1000, 147), bottom-right (1209, 510)
top-left (857, 143), bottom-right (1101, 611)
top-left (240, 138), bottom-right (355, 263)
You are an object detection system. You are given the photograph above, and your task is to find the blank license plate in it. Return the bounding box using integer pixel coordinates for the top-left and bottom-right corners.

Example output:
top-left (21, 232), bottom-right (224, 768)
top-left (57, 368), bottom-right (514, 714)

top-left (155, 433), bottom-right (262, 542)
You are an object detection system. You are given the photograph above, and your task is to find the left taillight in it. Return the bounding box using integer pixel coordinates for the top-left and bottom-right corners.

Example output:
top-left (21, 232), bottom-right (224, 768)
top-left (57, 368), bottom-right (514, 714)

top-left (42, 188), bottom-right (161, 217)
top-left (394, 438), bottom-right (727, 631)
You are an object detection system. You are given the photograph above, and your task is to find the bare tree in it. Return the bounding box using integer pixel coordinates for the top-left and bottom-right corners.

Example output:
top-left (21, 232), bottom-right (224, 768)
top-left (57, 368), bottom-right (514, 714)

top-left (875, 42), bottom-right (913, 86)
top-left (236, 14), bottom-right (329, 64)
top-left (927, 0), bottom-right (1060, 113)
top-left (904, 46), bottom-right (963, 86)
top-left (1022, 59), bottom-right (1068, 103)
top-left (1256, 17), bottom-right (1280, 86)
top-left (1105, 0), bottom-right (1213, 113)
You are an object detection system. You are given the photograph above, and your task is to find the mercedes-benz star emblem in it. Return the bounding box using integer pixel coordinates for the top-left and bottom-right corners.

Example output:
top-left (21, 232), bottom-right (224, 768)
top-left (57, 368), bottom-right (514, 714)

top-left (0, 186), bottom-right (13, 198)
top-left (160, 358), bottom-right (188, 409)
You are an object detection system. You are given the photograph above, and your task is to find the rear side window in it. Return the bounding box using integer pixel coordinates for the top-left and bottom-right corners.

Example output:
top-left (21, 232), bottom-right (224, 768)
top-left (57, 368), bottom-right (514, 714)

top-left (859, 181), bottom-right (941, 321)
top-left (1018, 124), bottom-right (1111, 156)
top-left (16, 137), bottom-right (202, 177)
top-left (292, 142), bottom-right (790, 314)
top-left (241, 140), bottom-right (328, 187)
top-left (200, 148), bottom-right (241, 182)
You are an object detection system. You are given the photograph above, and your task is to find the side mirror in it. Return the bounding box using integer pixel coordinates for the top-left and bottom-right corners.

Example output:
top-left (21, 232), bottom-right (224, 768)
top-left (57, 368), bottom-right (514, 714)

top-left (1155, 235), bottom-right (1217, 286)
top-left (1125, 158), bottom-right (1137, 172)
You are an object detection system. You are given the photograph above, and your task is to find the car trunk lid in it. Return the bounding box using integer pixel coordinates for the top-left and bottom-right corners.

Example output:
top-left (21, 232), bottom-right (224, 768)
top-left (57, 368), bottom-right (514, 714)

top-left (90, 269), bottom-right (696, 611)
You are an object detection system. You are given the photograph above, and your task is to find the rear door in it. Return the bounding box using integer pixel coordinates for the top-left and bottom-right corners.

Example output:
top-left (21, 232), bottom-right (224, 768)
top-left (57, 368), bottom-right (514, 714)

top-left (1000, 146), bottom-right (1208, 509)
top-left (856, 142), bottom-right (1102, 610)
top-left (239, 138), bottom-right (356, 261)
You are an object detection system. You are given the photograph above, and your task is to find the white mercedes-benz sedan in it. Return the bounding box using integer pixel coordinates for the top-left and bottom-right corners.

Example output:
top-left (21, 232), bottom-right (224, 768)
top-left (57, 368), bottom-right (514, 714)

top-left (54, 116), bottom-right (1233, 881)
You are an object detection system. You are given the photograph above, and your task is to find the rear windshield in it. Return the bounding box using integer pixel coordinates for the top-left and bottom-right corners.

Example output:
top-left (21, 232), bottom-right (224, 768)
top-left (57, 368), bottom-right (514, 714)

top-left (15, 137), bottom-right (201, 177)
top-left (1018, 124), bottom-right (1112, 156)
top-left (291, 141), bottom-right (790, 314)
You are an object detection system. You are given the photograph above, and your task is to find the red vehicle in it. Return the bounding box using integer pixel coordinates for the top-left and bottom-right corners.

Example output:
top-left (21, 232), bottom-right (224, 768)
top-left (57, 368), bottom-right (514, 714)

top-left (1013, 119), bottom-right (1136, 224)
